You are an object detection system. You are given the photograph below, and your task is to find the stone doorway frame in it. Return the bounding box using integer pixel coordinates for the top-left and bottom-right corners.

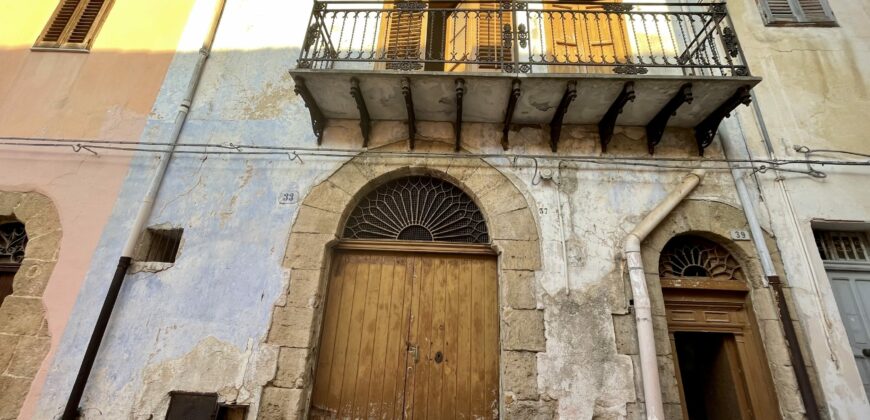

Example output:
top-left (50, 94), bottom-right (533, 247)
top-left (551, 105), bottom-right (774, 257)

top-left (636, 199), bottom-right (816, 418)
top-left (0, 191), bottom-right (61, 419)
top-left (259, 143), bottom-right (552, 419)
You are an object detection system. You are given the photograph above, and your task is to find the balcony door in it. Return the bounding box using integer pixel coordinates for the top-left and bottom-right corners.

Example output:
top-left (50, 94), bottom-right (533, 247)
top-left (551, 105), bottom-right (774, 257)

top-left (545, 1), bottom-right (629, 74)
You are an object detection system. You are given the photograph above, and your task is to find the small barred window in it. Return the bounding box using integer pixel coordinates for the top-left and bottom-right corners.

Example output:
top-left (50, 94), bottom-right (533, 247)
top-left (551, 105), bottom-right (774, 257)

top-left (1, 221), bottom-right (28, 306)
top-left (659, 236), bottom-right (744, 281)
top-left (343, 176), bottom-right (489, 244)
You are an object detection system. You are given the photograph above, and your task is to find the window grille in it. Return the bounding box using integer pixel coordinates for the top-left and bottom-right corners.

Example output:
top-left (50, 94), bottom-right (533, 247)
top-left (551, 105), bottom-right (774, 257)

top-left (35, 0), bottom-right (114, 50)
top-left (814, 231), bottom-right (870, 263)
top-left (343, 176), bottom-right (489, 244)
top-left (165, 392), bottom-right (248, 420)
top-left (0, 222), bottom-right (27, 265)
top-left (659, 236), bottom-right (744, 281)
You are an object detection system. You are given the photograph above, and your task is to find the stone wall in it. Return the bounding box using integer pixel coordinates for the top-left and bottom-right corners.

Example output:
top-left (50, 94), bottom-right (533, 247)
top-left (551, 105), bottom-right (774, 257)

top-left (259, 141), bottom-right (551, 419)
top-left (0, 192), bottom-right (60, 420)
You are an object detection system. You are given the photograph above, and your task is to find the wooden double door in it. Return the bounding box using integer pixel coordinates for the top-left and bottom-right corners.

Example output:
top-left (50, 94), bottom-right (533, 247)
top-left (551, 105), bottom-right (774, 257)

top-left (310, 244), bottom-right (499, 419)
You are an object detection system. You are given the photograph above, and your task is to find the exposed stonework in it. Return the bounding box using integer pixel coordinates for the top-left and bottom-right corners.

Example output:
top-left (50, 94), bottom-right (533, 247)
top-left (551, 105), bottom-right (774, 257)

top-left (617, 199), bottom-right (817, 418)
top-left (262, 140), bottom-right (550, 419)
top-left (0, 191), bottom-right (60, 420)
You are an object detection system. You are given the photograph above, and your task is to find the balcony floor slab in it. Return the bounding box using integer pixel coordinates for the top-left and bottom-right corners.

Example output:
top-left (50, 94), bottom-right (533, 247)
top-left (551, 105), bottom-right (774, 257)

top-left (290, 70), bottom-right (760, 129)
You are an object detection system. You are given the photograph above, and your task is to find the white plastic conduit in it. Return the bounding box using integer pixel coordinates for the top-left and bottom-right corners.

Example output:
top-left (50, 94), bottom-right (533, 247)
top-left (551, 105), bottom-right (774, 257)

top-left (624, 169), bottom-right (706, 420)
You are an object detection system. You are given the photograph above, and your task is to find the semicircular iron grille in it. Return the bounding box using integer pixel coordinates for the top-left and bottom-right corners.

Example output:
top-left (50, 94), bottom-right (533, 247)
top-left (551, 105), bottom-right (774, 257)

top-left (343, 176), bottom-right (489, 244)
top-left (659, 236), bottom-right (743, 281)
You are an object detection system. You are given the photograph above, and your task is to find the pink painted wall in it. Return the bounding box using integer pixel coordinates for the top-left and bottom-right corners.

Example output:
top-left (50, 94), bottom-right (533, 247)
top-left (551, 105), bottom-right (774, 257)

top-left (0, 0), bottom-right (196, 416)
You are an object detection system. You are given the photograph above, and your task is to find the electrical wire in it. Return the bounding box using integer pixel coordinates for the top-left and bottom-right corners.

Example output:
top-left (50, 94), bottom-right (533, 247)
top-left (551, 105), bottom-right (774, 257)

top-left (2, 136), bottom-right (869, 173)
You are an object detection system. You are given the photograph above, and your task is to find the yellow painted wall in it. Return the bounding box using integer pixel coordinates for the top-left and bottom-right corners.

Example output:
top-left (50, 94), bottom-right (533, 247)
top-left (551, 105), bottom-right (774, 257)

top-left (0, 0), bottom-right (197, 139)
top-left (0, 1), bottom-right (196, 418)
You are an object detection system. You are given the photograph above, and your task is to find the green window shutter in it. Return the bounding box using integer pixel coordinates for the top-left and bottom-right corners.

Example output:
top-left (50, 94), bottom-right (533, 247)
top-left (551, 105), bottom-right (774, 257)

top-left (760, 0), bottom-right (836, 26)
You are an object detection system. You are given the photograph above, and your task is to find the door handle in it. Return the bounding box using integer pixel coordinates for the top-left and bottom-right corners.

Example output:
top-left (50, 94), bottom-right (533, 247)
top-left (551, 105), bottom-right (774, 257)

top-left (408, 344), bottom-right (419, 363)
top-left (862, 348), bottom-right (870, 358)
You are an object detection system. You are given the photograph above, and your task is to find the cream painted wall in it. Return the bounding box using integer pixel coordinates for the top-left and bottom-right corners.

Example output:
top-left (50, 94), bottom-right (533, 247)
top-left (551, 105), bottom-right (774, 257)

top-left (0, 0), bottom-right (196, 417)
top-left (728, 0), bottom-right (870, 418)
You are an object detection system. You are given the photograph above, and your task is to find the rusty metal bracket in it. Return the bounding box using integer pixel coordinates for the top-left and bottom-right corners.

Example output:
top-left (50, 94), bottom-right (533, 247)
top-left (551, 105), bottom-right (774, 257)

top-left (646, 83), bottom-right (693, 155)
top-left (694, 85), bottom-right (752, 156)
top-left (598, 82), bottom-right (636, 153)
top-left (455, 79), bottom-right (465, 151)
top-left (502, 79), bottom-right (521, 150)
top-left (350, 78), bottom-right (371, 147)
top-left (401, 78), bottom-right (416, 150)
top-left (292, 76), bottom-right (327, 145)
top-left (550, 80), bottom-right (577, 152)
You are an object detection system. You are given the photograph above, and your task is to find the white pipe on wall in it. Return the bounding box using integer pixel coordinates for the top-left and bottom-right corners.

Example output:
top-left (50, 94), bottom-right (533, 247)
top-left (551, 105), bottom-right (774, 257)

top-left (624, 169), bottom-right (706, 420)
top-left (718, 118), bottom-right (777, 282)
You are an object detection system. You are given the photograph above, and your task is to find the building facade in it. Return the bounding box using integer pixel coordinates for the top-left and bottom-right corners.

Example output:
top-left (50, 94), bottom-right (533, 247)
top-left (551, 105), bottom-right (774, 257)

top-left (0, 0), bottom-right (867, 419)
top-left (0, 0), bottom-right (198, 418)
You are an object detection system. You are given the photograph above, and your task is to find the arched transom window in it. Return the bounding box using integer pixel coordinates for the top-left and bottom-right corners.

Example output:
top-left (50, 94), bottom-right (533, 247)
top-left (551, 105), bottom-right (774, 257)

top-left (659, 235), bottom-right (744, 281)
top-left (343, 176), bottom-right (489, 244)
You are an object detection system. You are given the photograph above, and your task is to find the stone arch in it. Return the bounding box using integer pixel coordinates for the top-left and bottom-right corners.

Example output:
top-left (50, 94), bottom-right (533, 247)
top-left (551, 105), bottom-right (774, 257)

top-left (0, 191), bottom-right (61, 419)
top-left (636, 199), bottom-right (809, 418)
top-left (259, 141), bottom-right (549, 419)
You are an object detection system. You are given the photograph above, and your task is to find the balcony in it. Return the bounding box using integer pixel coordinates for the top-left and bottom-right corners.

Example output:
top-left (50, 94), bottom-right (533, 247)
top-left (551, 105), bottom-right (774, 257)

top-left (289, 1), bottom-right (761, 154)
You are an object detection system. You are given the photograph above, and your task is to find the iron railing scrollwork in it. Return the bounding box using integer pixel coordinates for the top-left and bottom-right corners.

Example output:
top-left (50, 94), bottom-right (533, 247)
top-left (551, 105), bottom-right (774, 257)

top-left (297, 1), bottom-right (750, 77)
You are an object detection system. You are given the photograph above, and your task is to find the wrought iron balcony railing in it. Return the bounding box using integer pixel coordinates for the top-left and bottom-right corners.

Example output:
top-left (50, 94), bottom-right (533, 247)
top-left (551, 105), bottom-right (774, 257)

top-left (297, 1), bottom-right (750, 77)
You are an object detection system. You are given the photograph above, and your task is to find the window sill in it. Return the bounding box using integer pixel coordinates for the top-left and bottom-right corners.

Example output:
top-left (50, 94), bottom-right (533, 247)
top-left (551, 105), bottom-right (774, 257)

top-left (30, 47), bottom-right (90, 54)
top-left (130, 261), bottom-right (174, 274)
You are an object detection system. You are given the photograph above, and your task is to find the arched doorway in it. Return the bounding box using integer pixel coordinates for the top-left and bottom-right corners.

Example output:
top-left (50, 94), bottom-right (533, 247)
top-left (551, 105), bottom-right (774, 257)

top-left (659, 235), bottom-right (780, 420)
top-left (309, 176), bottom-right (500, 419)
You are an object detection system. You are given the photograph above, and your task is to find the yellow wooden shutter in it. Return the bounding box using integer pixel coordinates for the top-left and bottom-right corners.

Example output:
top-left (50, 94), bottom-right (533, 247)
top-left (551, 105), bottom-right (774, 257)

top-left (384, 3), bottom-right (424, 70)
top-left (477, 3), bottom-right (512, 69)
top-left (35, 0), bottom-right (113, 50)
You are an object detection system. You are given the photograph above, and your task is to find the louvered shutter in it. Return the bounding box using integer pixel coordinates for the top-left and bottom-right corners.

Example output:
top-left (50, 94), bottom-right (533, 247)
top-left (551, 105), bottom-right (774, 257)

top-left (385, 2), bottom-right (424, 70)
top-left (760, 0), bottom-right (836, 26)
top-left (35, 0), bottom-right (113, 49)
top-left (477, 4), bottom-right (513, 69)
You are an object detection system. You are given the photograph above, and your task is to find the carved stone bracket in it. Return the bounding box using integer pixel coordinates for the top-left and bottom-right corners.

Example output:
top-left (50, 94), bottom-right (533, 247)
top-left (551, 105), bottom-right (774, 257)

top-left (502, 79), bottom-right (521, 150)
top-left (694, 85), bottom-right (752, 156)
top-left (455, 79), bottom-right (465, 151)
top-left (292, 76), bottom-right (327, 144)
top-left (402, 77), bottom-right (417, 150)
top-left (646, 83), bottom-right (693, 155)
top-left (598, 82), bottom-right (636, 153)
top-left (350, 77), bottom-right (372, 147)
top-left (550, 80), bottom-right (578, 153)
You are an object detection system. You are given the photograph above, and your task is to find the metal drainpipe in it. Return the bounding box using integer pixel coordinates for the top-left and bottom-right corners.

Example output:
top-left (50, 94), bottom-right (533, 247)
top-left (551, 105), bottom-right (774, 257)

top-left (719, 116), bottom-right (821, 420)
top-left (62, 1), bottom-right (228, 418)
top-left (625, 169), bottom-right (706, 420)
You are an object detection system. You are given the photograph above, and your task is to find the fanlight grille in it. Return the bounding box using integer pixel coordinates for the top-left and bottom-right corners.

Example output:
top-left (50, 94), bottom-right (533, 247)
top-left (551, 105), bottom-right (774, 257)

top-left (0, 222), bottom-right (28, 265)
top-left (343, 176), bottom-right (489, 244)
top-left (659, 236), bottom-right (743, 281)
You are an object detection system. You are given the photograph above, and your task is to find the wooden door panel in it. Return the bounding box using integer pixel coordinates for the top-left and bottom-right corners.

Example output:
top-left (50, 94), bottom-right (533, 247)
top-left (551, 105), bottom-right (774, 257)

top-left (405, 254), bottom-right (499, 420)
top-left (312, 253), bottom-right (416, 419)
top-left (312, 251), bottom-right (498, 419)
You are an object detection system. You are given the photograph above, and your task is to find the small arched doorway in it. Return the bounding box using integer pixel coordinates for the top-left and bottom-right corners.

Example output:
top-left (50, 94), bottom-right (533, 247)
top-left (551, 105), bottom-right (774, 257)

top-left (659, 235), bottom-right (781, 420)
top-left (310, 176), bottom-right (499, 419)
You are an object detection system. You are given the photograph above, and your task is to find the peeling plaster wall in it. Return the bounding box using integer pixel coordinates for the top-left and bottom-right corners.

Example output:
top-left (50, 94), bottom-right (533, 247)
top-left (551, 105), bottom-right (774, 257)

top-left (33, 0), bottom-right (861, 419)
top-left (727, 0), bottom-right (870, 418)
